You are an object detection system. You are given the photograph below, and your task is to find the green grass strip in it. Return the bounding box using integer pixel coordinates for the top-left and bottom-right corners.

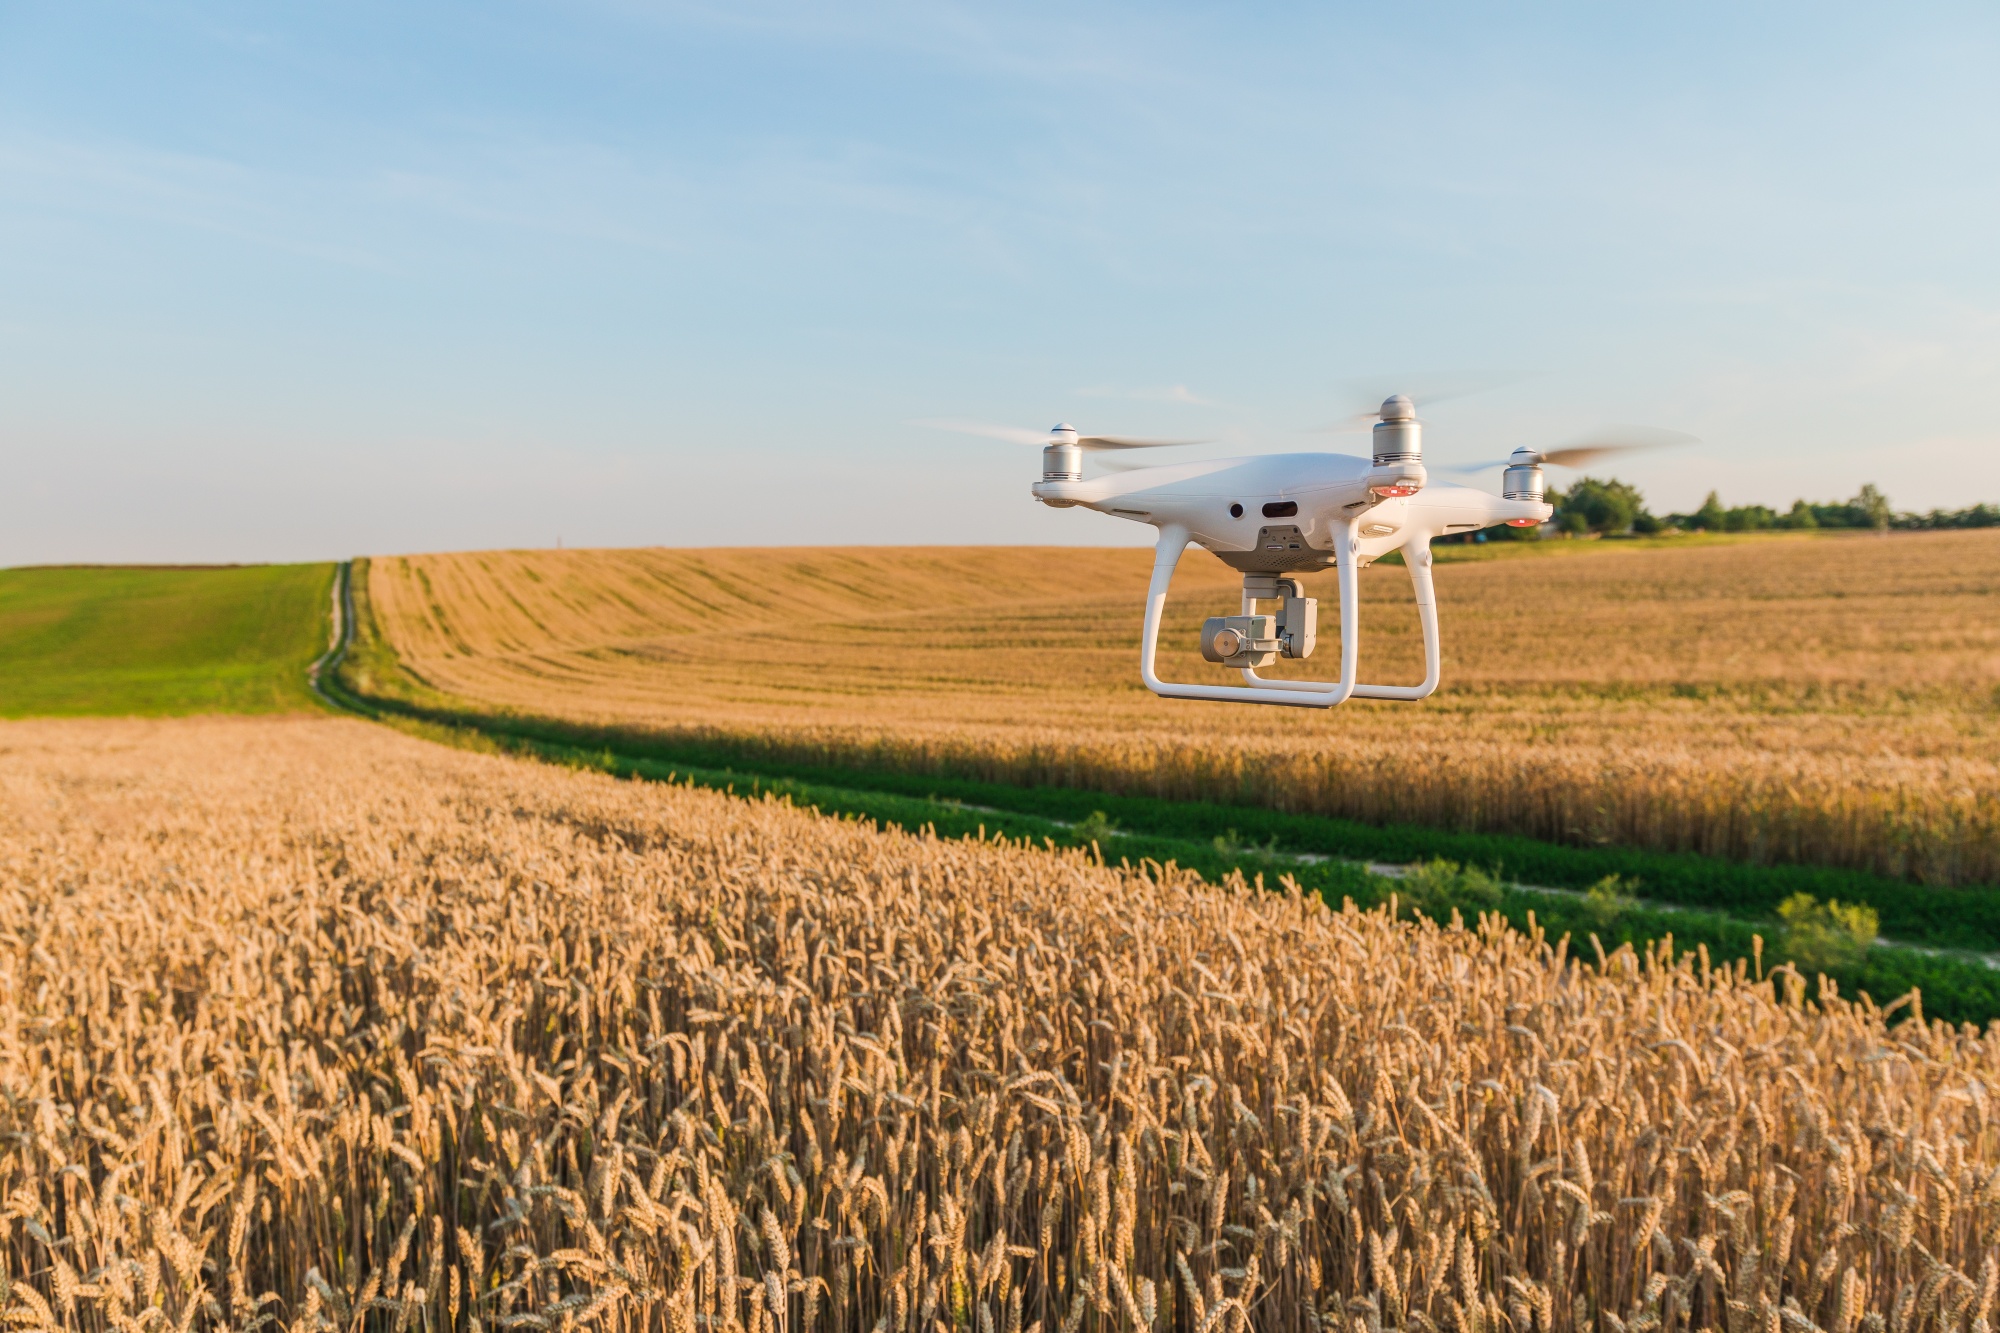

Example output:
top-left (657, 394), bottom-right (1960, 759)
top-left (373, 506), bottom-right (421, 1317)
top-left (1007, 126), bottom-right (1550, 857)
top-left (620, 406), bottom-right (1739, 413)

top-left (349, 704), bottom-right (2000, 1027)
top-left (323, 672), bottom-right (2000, 956)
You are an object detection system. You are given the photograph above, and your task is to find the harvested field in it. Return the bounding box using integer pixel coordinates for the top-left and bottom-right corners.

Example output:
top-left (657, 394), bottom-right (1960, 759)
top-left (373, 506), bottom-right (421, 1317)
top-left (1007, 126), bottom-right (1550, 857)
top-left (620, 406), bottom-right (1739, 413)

top-left (350, 533), bottom-right (2000, 884)
top-left (2, 715), bottom-right (1997, 1333)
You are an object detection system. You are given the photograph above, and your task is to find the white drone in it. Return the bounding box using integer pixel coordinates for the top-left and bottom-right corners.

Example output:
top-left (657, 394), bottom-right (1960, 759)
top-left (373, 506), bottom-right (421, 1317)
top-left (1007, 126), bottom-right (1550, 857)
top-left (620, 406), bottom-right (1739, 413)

top-left (930, 397), bottom-right (1686, 709)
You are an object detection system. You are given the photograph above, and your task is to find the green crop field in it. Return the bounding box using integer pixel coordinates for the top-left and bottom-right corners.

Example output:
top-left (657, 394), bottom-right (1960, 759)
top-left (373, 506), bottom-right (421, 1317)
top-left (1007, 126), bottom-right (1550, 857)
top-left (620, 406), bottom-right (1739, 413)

top-left (0, 563), bottom-right (336, 716)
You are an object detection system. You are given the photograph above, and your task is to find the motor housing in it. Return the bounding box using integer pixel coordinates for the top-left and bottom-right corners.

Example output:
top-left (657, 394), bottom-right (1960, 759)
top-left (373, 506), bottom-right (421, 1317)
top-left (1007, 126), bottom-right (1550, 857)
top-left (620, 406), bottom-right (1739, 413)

top-left (1042, 424), bottom-right (1082, 481)
top-left (1502, 447), bottom-right (1545, 502)
top-left (1368, 394), bottom-right (1427, 499)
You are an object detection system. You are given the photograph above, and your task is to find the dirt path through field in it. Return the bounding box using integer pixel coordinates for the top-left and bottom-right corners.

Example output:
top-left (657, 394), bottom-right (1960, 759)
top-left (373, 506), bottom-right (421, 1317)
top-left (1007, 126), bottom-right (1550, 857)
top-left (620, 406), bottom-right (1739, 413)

top-left (306, 559), bottom-right (354, 706)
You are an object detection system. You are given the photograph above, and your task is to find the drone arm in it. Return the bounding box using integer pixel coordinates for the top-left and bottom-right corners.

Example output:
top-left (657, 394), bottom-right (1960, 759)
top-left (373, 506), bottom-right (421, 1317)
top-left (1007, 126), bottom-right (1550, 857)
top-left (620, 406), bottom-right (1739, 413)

top-left (1139, 523), bottom-right (1360, 708)
top-left (1237, 534), bottom-right (1441, 701)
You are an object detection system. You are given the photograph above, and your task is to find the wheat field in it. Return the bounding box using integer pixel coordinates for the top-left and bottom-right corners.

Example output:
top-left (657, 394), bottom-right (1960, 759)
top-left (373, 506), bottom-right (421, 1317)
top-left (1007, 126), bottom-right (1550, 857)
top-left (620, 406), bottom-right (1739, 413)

top-left (2, 714), bottom-right (1996, 1333)
top-left (351, 532), bottom-right (2000, 884)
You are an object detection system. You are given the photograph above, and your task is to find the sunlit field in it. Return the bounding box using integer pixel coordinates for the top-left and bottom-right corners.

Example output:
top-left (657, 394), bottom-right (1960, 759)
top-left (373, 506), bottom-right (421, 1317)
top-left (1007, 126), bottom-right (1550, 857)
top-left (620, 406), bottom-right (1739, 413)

top-left (349, 531), bottom-right (2000, 884)
top-left (2, 715), bottom-right (1992, 1333)
top-left (0, 562), bottom-right (334, 716)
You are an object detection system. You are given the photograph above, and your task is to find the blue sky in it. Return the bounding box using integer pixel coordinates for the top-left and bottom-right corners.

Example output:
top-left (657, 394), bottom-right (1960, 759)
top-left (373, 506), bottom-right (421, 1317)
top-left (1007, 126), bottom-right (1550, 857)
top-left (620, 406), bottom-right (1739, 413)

top-left (3, 2), bottom-right (1998, 562)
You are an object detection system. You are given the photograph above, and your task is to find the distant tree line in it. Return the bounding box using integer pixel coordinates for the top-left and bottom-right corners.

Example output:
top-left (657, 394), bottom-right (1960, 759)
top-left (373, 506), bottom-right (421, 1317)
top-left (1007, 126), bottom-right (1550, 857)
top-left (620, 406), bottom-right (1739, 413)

top-left (1467, 479), bottom-right (2000, 540)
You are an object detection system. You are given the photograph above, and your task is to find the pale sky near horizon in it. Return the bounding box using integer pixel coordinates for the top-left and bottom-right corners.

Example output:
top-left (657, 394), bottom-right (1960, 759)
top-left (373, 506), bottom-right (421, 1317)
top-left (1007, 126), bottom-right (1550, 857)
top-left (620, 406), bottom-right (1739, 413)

top-left (3, 2), bottom-right (1999, 564)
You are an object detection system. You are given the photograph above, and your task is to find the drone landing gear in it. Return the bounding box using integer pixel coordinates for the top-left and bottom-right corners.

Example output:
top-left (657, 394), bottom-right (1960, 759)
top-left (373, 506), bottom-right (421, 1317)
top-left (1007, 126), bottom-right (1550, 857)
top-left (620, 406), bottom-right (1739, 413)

top-left (1137, 522), bottom-right (1441, 709)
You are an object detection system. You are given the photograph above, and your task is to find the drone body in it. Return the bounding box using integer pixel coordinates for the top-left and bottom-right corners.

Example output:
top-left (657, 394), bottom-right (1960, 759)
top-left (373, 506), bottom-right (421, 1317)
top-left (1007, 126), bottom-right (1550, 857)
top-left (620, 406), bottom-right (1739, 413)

top-left (929, 394), bottom-right (1680, 710)
top-left (1030, 452), bottom-right (1547, 573)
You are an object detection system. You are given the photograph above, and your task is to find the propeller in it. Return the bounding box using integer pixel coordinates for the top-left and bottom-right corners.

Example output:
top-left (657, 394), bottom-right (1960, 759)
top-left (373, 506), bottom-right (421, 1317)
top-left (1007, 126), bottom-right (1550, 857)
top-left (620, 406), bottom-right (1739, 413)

top-left (1092, 453), bottom-right (1192, 473)
top-left (1307, 373), bottom-right (1527, 434)
top-left (917, 418), bottom-right (1210, 451)
top-left (1446, 426), bottom-right (1697, 474)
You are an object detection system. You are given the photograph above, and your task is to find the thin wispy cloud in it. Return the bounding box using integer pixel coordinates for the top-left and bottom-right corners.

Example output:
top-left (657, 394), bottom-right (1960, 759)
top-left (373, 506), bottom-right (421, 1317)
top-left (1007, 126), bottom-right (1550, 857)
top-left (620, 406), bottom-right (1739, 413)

top-left (0, 133), bottom-right (392, 270)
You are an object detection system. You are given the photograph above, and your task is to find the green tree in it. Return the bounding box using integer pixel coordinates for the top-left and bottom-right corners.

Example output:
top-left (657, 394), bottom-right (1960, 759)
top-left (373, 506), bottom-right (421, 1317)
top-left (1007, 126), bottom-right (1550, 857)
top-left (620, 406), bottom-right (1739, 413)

top-left (1781, 499), bottom-right (1818, 529)
top-left (1553, 476), bottom-right (1649, 535)
top-left (1690, 490), bottom-right (1726, 532)
top-left (1723, 503), bottom-right (1778, 532)
top-left (1855, 483), bottom-right (1891, 533)
top-left (1896, 503), bottom-right (2000, 530)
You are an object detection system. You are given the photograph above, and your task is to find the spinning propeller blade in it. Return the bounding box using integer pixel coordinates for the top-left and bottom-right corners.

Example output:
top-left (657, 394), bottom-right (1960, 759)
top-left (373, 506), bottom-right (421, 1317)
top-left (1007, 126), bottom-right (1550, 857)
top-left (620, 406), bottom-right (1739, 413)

top-left (1307, 373), bottom-right (1526, 433)
top-left (1076, 433), bottom-right (1210, 450)
top-left (1092, 454), bottom-right (1186, 472)
top-left (917, 418), bottom-right (1209, 451)
top-left (1445, 426), bottom-right (1697, 474)
top-left (914, 418), bottom-right (1050, 446)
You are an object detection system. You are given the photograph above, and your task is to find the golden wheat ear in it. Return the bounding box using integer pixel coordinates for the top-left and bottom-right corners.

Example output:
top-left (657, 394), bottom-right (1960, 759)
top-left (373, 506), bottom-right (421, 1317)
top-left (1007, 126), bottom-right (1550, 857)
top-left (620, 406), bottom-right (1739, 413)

top-left (0, 712), bottom-right (1983, 1333)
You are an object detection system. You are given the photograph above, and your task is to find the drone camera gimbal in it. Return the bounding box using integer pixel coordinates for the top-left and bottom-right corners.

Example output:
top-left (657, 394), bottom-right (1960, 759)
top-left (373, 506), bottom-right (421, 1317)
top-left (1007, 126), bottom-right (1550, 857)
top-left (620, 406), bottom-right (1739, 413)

top-left (1200, 575), bottom-right (1317, 667)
